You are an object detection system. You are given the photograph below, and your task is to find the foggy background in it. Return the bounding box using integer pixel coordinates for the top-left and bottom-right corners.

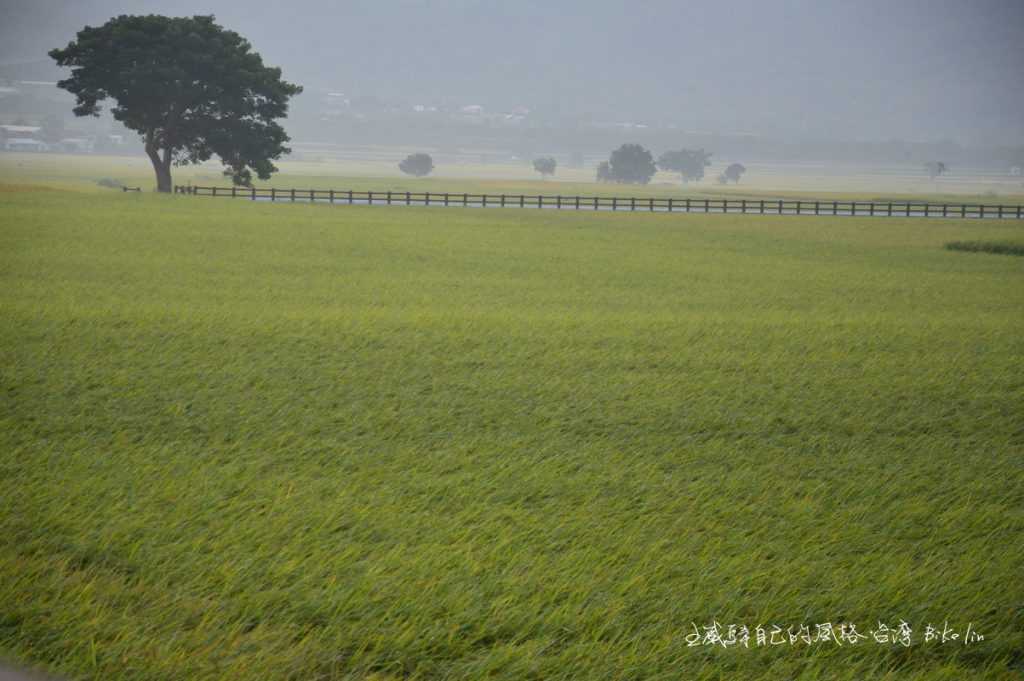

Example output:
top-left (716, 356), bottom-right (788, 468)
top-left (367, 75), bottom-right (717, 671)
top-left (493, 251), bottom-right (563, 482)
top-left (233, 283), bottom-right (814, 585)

top-left (1, 0), bottom-right (1023, 168)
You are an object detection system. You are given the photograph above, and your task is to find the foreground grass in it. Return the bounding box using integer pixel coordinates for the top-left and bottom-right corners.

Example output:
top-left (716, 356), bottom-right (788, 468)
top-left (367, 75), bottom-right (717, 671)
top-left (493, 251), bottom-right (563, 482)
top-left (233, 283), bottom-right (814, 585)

top-left (1, 189), bottom-right (1023, 680)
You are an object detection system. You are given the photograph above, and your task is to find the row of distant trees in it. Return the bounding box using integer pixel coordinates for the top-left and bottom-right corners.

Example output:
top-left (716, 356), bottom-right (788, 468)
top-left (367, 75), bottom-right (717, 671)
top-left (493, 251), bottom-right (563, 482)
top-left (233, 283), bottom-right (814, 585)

top-left (398, 146), bottom-right (748, 185)
top-left (399, 148), bottom-right (955, 186)
top-left (596, 144), bottom-right (746, 185)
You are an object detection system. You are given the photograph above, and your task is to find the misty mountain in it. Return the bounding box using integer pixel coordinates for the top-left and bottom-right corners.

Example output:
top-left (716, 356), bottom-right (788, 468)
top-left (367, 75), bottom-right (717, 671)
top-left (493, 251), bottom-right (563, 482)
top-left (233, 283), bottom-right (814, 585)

top-left (2, 0), bottom-right (1022, 146)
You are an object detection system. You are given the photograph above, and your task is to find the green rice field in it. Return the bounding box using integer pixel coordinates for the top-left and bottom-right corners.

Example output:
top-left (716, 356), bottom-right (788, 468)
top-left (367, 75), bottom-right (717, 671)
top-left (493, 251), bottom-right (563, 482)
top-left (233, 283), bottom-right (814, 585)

top-left (1, 168), bottom-right (1023, 679)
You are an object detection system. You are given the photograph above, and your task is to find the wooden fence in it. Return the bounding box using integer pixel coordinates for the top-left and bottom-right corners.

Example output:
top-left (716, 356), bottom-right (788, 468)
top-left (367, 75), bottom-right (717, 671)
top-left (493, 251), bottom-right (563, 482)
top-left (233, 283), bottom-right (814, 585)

top-left (173, 185), bottom-right (1024, 220)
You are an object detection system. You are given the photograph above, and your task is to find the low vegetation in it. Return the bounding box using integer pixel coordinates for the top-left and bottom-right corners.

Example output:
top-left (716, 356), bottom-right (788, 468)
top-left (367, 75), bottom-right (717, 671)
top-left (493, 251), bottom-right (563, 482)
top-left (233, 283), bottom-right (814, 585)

top-left (2, 182), bottom-right (1022, 680)
top-left (945, 240), bottom-right (1024, 256)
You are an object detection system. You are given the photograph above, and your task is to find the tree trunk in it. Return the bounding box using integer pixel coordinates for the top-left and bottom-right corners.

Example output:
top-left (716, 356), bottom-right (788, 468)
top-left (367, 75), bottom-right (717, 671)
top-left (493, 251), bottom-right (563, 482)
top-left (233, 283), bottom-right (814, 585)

top-left (145, 139), bottom-right (173, 193)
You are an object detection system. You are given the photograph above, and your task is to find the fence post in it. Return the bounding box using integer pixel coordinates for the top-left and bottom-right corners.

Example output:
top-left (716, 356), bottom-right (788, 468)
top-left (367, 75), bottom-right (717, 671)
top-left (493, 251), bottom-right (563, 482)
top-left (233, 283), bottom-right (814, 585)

top-left (501, 194), bottom-right (506, 207)
top-left (814, 201), bottom-right (819, 215)
top-left (742, 199), bottom-right (746, 214)
top-left (760, 200), bottom-right (765, 214)
top-left (387, 191), bottom-right (392, 205)
top-left (834, 201), bottom-right (839, 216)
top-left (329, 189), bottom-right (334, 203)
top-left (271, 188), bottom-right (276, 202)
top-left (444, 193), bottom-right (449, 207)
top-left (942, 204), bottom-right (947, 217)
top-left (212, 187), bottom-right (218, 197)
top-left (252, 186), bottom-right (257, 201)
top-left (368, 191), bottom-right (373, 205)
top-left (668, 198), bottom-right (674, 212)
top-left (778, 199), bottom-right (783, 214)
top-left (631, 197), bottom-right (636, 211)
top-left (979, 205), bottom-right (985, 219)
top-left (649, 198), bottom-right (654, 212)
top-left (231, 186), bottom-right (237, 198)
top-left (723, 199), bottom-right (728, 213)
top-left (870, 202), bottom-right (874, 216)
top-left (887, 202), bottom-right (892, 217)
top-left (406, 191), bottom-right (411, 205)
top-left (482, 194), bottom-right (487, 208)
top-left (463, 193), bottom-right (468, 207)
top-left (686, 198), bottom-right (691, 212)
top-left (538, 195), bottom-right (543, 209)
top-left (1017, 205), bottom-right (1022, 219)
top-left (593, 197), bottom-right (598, 211)
top-left (425, 192), bottom-right (430, 206)
top-left (520, 194), bottom-right (525, 208)
top-left (705, 199), bottom-right (710, 213)
top-left (998, 205), bottom-right (1004, 219)
top-left (612, 197), bottom-right (617, 211)
top-left (556, 195), bottom-right (561, 209)
top-left (310, 189), bottom-right (316, 202)
top-left (796, 201), bottom-right (801, 215)
top-left (961, 204), bottom-right (966, 218)
top-left (290, 188), bottom-right (295, 202)
top-left (924, 204), bottom-right (929, 218)
top-left (576, 195), bottom-right (581, 210)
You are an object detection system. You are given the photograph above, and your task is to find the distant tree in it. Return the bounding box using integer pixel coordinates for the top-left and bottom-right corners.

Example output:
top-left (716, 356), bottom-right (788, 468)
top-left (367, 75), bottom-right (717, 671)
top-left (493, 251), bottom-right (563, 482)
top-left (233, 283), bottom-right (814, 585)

top-left (722, 162), bottom-right (746, 184)
top-left (399, 152), bottom-right (434, 177)
top-left (603, 143), bottom-right (657, 184)
top-left (596, 160), bottom-right (613, 183)
top-left (533, 156), bottom-right (557, 179)
top-left (49, 14), bottom-right (302, 192)
top-left (925, 161), bottom-right (947, 180)
top-left (658, 148), bottom-right (712, 184)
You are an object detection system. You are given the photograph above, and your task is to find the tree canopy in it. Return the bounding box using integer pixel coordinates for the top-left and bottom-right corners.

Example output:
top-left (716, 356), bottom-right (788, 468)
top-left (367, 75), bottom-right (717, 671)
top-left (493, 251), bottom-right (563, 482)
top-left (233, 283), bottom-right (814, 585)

top-left (50, 14), bottom-right (302, 192)
top-left (399, 153), bottom-right (434, 177)
top-left (658, 148), bottom-right (712, 183)
top-left (602, 144), bottom-right (657, 184)
top-left (533, 157), bottom-right (557, 178)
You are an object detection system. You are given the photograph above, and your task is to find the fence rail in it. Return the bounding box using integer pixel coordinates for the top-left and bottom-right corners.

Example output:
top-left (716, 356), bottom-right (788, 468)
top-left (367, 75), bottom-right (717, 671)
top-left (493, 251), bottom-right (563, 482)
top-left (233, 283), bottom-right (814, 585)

top-left (173, 185), bottom-right (1024, 220)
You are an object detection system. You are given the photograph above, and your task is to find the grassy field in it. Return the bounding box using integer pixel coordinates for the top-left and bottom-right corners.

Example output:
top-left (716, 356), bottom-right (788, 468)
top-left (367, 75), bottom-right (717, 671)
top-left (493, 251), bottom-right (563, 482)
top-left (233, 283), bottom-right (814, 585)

top-left (1, 178), bottom-right (1023, 680)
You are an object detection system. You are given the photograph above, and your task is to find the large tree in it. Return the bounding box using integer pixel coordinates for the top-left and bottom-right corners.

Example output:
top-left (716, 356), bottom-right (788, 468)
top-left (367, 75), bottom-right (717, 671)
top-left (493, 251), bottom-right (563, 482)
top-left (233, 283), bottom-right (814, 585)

top-left (50, 14), bottom-right (302, 192)
top-left (658, 148), bottom-right (712, 184)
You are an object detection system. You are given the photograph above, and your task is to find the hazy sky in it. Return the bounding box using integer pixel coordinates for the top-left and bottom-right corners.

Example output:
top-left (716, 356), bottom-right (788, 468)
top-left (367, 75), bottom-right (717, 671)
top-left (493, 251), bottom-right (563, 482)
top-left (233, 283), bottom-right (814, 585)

top-left (2, 0), bottom-right (1022, 145)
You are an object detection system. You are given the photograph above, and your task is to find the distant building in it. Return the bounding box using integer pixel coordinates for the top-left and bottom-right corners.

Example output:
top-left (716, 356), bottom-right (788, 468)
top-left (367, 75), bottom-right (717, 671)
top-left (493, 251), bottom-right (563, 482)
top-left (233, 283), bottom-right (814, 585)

top-left (0, 124), bottom-right (42, 137)
top-left (58, 137), bottom-right (95, 153)
top-left (4, 138), bottom-right (49, 152)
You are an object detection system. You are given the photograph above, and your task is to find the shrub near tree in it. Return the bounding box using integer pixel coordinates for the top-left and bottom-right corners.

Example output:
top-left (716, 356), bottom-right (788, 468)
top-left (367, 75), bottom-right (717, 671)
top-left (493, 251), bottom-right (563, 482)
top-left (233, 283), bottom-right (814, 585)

top-left (601, 144), bottom-right (657, 184)
top-left (399, 153), bottom-right (434, 177)
top-left (50, 15), bottom-right (302, 192)
top-left (533, 157), bottom-right (557, 179)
